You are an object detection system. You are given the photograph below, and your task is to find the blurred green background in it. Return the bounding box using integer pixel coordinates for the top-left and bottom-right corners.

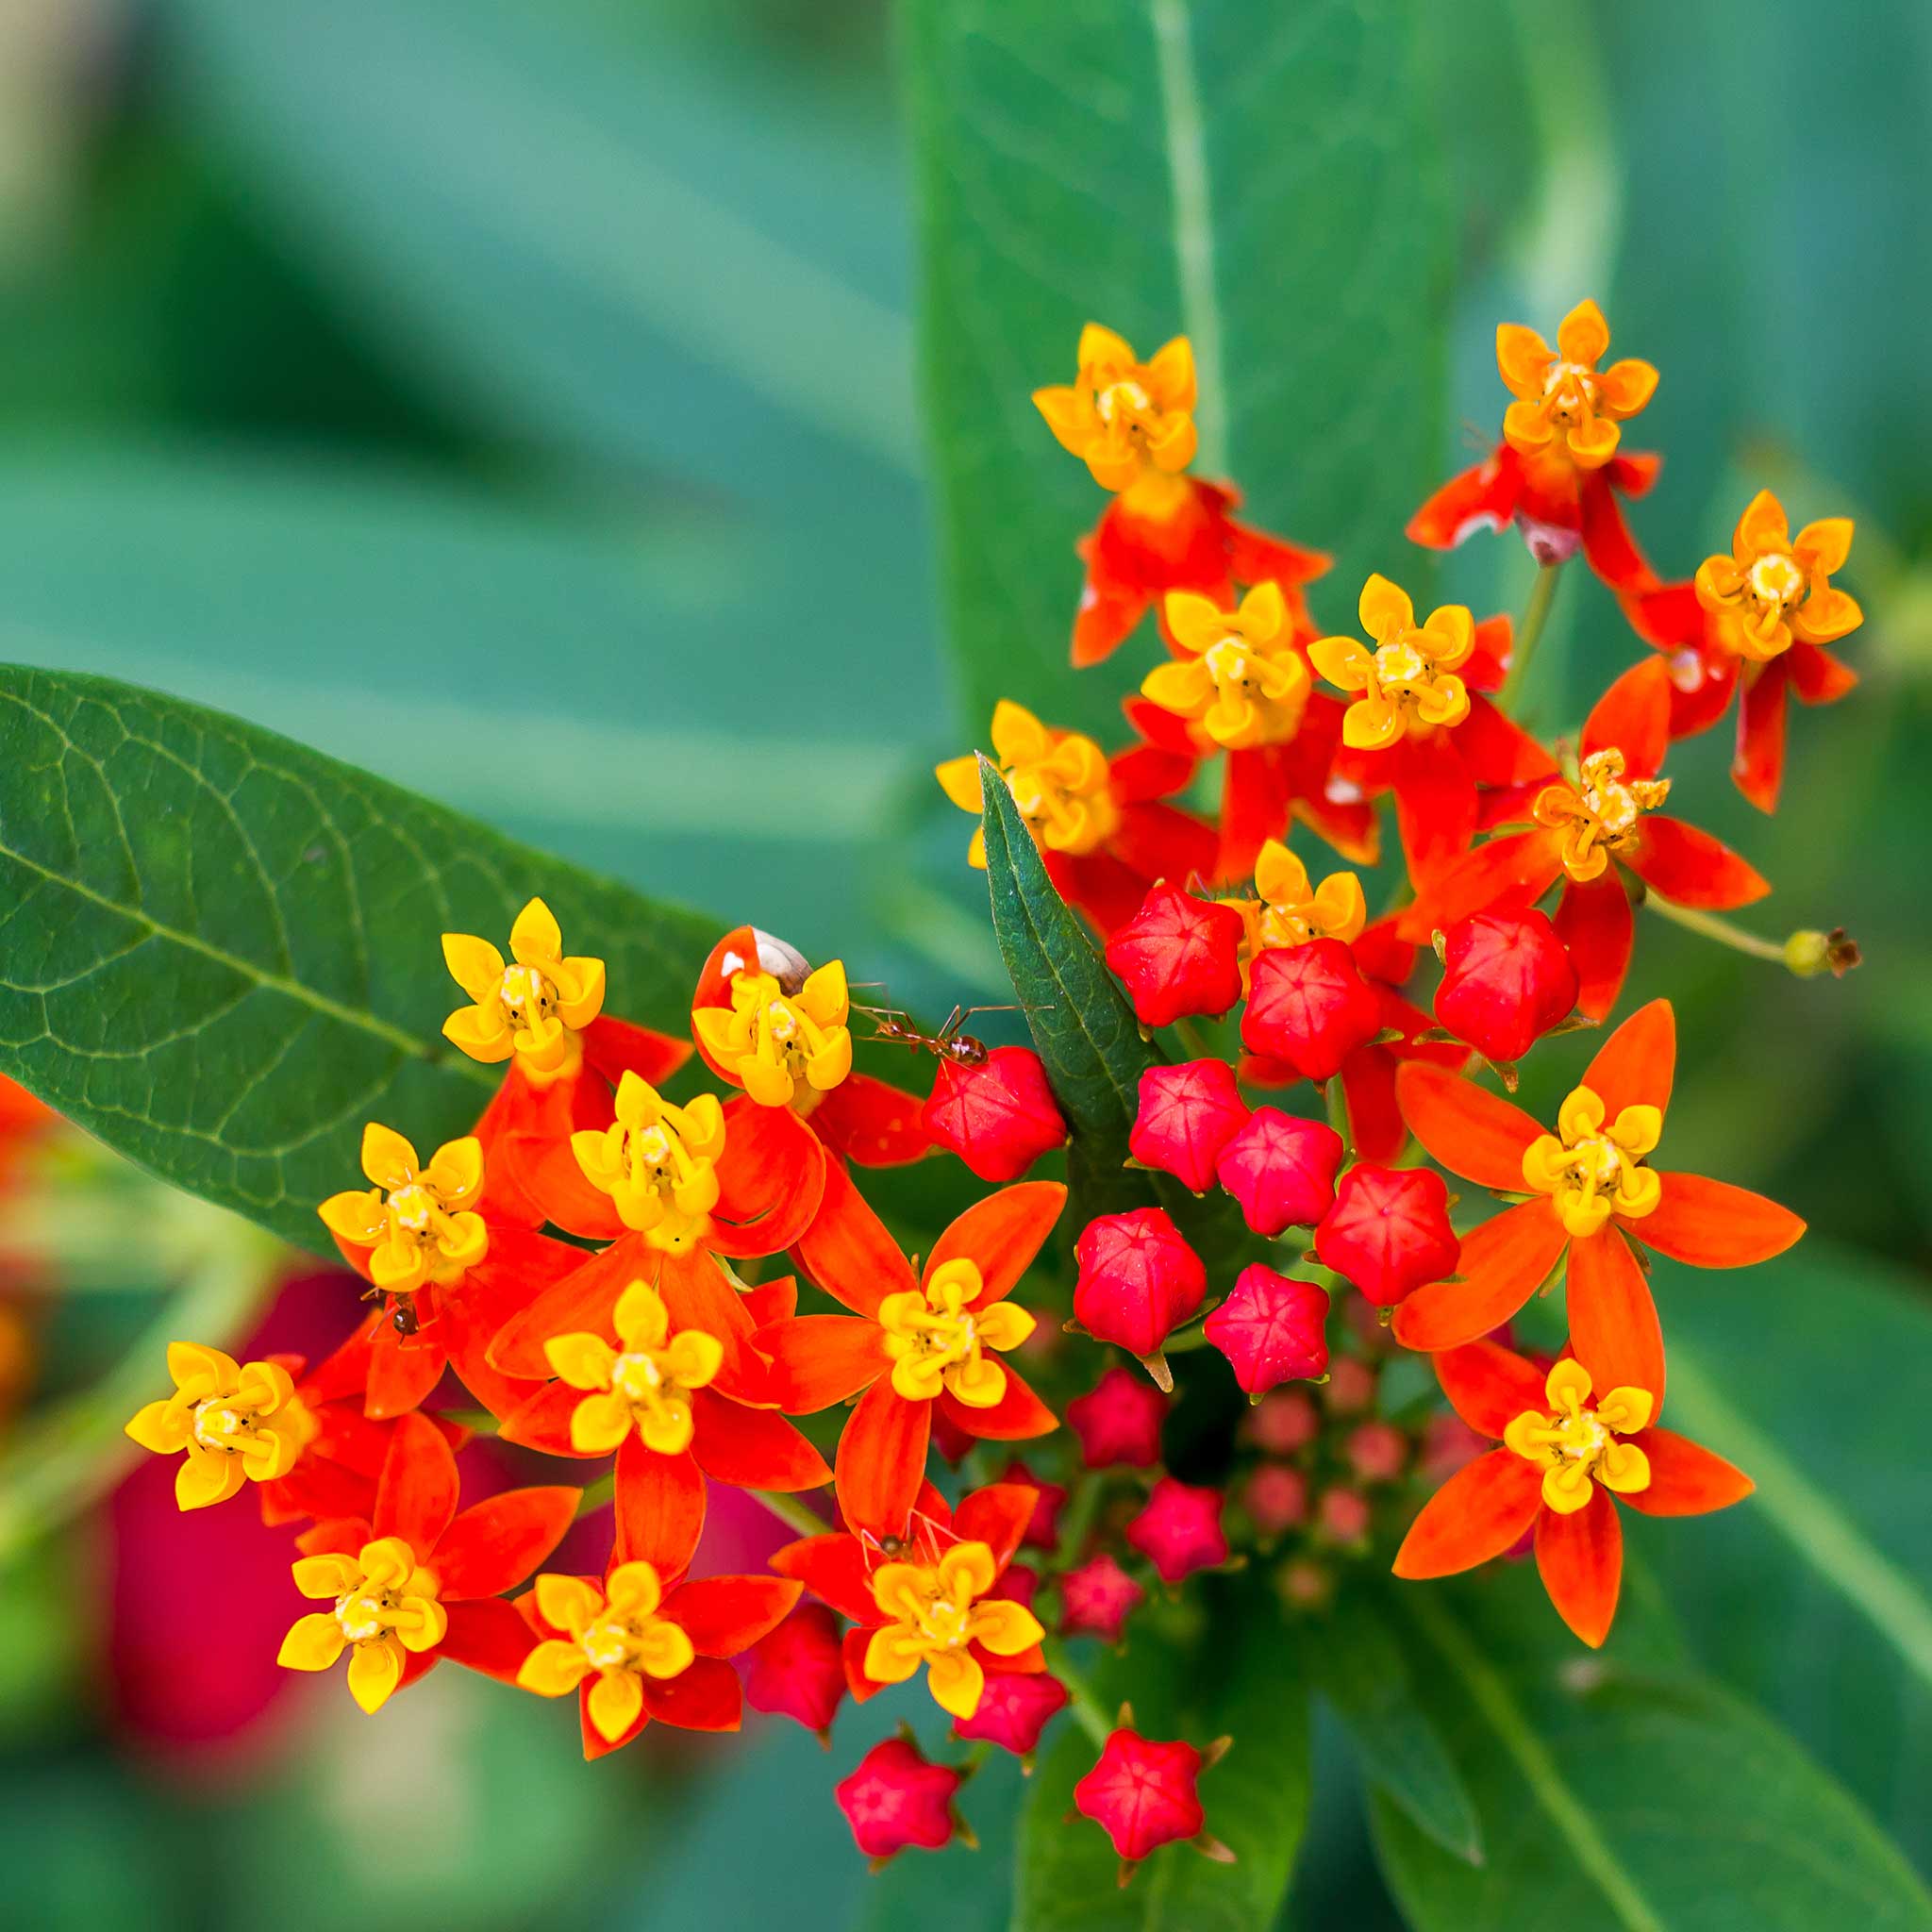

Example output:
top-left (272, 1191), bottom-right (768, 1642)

top-left (0, 1), bottom-right (1926, 1926)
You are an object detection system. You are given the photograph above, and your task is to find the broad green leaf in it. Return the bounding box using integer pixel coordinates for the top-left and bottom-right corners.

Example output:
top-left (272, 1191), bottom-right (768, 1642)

top-left (904, 0), bottom-right (1452, 740)
top-left (1370, 1564), bottom-right (1932, 1932)
top-left (170, 0), bottom-right (920, 513)
top-left (0, 663), bottom-right (713, 1257)
top-left (1309, 1583), bottom-right (1482, 1863)
top-left (976, 757), bottom-right (1240, 1249)
top-left (1015, 1587), bottom-right (1312, 1930)
top-left (1641, 1243), bottom-right (1932, 1874)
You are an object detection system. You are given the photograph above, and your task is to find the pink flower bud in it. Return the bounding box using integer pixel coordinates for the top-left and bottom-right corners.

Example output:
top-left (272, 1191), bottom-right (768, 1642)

top-left (1240, 937), bottom-right (1381, 1081)
top-left (999, 1460), bottom-right (1068, 1551)
top-left (1434, 908), bottom-right (1578, 1065)
top-left (835, 1736), bottom-right (966, 1860)
top-left (952, 1669), bottom-right (1069, 1757)
top-left (1073, 1208), bottom-right (1207, 1362)
top-left (1246, 1387), bottom-right (1319, 1454)
top-left (1202, 1264), bottom-right (1330, 1394)
top-left (1066, 1367), bottom-right (1170, 1470)
top-left (1125, 1476), bottom-right (1228, 1583)
top-left (1243, 1462), bottom-right (1309, 1536)
top-left (1105, 883), bottom-right (1245, 1027)
top-left (1323, 1354), bottom-right (1380, 1415)
top-left (1276, 1555), bottom-right (1333, 1611)
top-left (1074, 1728), bottom-right (1213, 1865)
top-left (1129, 1059), bottom-right (1250, 1193)
top-left (743, 1604), bottom-right (846, 1737)
top-left (1316, 1485), bottom-right (1374, 1544)
top-left (1345, 1420), bottom-right (1409, 1483)
top-left (1314, 1164), bottom-right (1459, 1308)
top-left (922, 1045), bottom-right (1068, 1181)
top-left (1214, 1108), bottom-right (1344, 1235)
top-left (1058, 1552), bottom-right (1145, 1642)
top-left (990, 1560), bottom-right (1041, 1609)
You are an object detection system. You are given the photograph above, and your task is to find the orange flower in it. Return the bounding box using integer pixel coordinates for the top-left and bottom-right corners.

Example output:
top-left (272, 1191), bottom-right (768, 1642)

top-left (1395, 1338), bottom-right (1752, 1645)
top-left (758, 1175), bottom-right (1063, 1541)
top-left (1390, 999), bottom-right (1805, 1402)
top-left (1495, 300), bottom-right (1658, 472)
top-left (1034, 324), bottom-right (1199, 499)
top-left (1400, 658), bottom-right (1769, 1017)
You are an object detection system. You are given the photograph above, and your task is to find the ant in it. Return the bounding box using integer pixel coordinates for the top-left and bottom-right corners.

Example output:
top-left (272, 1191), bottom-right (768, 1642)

top-left (856, 1002), bottom-right (1021, 1068)
top-left (360, 1282), bottom-right (427, 1339)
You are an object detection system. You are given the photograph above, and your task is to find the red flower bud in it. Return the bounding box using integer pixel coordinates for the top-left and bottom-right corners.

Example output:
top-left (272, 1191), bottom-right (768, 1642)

top-left (1345, 1420), bottom-right (1409, 1483)
top-left (1214, 1108), bottom-right (1344, 1236)
top-left (929, 1406), bottom-right (975, 1464)
top-left (1202, 1264), bottom-right (1330, 1394)
top-left (1066, 1367), bottom-right (1169, 1470)
top-left (1434, 908), bottom-right (1578, 1065)
top-left (1058, 1552), bottom-right (1145, 1642)
top-left (990, 1560), bottom-right (1041, 1609)
top-left (922, 1045), bottom-right (1069, 1182)
top-left (1073, 1208), bottom-right (1207, 1364)
top-left (835, 1736), bottom-right (967, 1861)
top-left (1276, 1555), bottom-right (1333, 1611)
top-left (999, 1460), bottom-right (1068, 1551)
top-left (1323, 1355), bottom-right (1381, 1415)
top-left (1124, 1476), bottom-right (1228, 1583)
top-left (1243, 1462), bottom-right (1309, 1536)
top-left (1246, 1387), bottom-right (1319, 1454)
top-left (1105, 883), bottom-right (1244, 1027)
top-left (743, 1604), bottom-right (846, 1738)
top-left (1129, 1059), bottom-right (1249, 1194)
top-left (1314, 1163), bottom-right (1459, 1308)
top-left (1240, 938), bottom-right (1381, 1081)
top-left (1316, 1485), bottom-right (1374, 1544)
top-left (1074, 1727), bottom-right (1222, 1870)
top-left (952, 1669), bottom-right (1069, 1757)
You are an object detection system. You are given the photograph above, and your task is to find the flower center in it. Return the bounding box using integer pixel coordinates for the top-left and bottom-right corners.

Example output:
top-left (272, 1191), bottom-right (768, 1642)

top-left (1747, 550), bottom-right (1804, 610)
top-left (334, 1589), bottom-right (392, 1645)
top-left (1004, 746), bottom-right (1119, 858)
top-left (1522, 1082), bottom-right (1664, 1238)
top-left (1503, 1361), bottom-right (1656, 1513)
top-left (1095, 377), bottom-right (1152, 426)
top-left (874, 1259), bottom-right (1034, 1408)
top-left (1534, 747), bottom-right (1670, 883)
top-left (1372, 637), bottom-right (1428, 690)
top-left (496, 961), bottom-right (557, 1029)
top-left (1205, 636), bottom-right (1252, 689)
top-left (578, 1614), bottom-right (641, 1674)
top-left (610, 1349), bottom-right (668, 1403)
top-left (190, 1395), bottom-right (255, 1451)
top-left (1541, 359), bottom-right (1598, 421)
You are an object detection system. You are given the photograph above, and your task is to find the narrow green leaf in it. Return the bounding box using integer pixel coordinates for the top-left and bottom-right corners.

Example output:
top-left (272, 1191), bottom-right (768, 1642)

top-left (1015, 1588), bottom-right (1312, 1930)
top-left (0, 664), bottom-right (713, 1257)
top-left (905, 0), bottom-right (1452, 740)
top-left (1370, 1565), bottom-right (1932, 1932)
top-left (1310, 1584), bottom-right (1482, 1863)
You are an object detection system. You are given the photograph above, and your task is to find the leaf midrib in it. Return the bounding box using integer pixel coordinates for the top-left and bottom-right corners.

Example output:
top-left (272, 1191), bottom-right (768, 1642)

top-left (0, 825), bottom-right (487, 1084)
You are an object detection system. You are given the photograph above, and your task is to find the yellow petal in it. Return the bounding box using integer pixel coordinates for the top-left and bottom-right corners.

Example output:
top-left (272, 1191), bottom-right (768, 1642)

top-left (936, 1541), bottom-right (998, 1601)
top-left (518, 1638), bottom-right (591, 1698)
top-left (661, 1329), bottom-right (724, 1390)
top-left (637, 1398), bottom-right (695, 1457)
top-left (1544, 1357), bottom-right (1594, 1410)
top-left (166, 1341), bottom-right (239, 1395)
top-left (440, 931), bottom-right (506, 1004)
top-left (1556, 298), bottom-right (1611, 367)
top-left (633, 1618), bottom-right (695, 1680)
top-left (862, 1625), bottom-right (926, 1686)
top-left (125, 1399), bottom-right (189, 1457)
top-left (605, 1561), bottom-right (665, 1620)
top-left (358, 1122), bottom-right (419, 1191)
top-left (1495, 322), bottom-right (1554, 397)
top-left (968, 1598), bottom-right (1045, 1657)
top-left (806, 1029), bottom-right (853, 1093)
top-left (175, 1451), bottom-right (244, 1511)
top-left (1795, 516), bottom-right (1853, 577)
top-left (317, 1188), bottom-right (388, 1248)
top-left (990, 699), bottom-right (1048, 765)
top-left (1163, 590), bottom-right (1227, 654)
top-left (1307, 636), bottom-right (1372, 694)
top-left (1357, 573), bottom-right (1414, 640)
top-left (1140, 658), bottom-right (1212, 717)
top-left (1076, 322), bottom-right (1137, 371)
top-left (612, 1280), bottom-right (671, 1352)
top-left (1595, 358), bottom-right (1657, 419)
top-left (278, 1612), bottom-right (347, 1673)
top-left (346, 1638), bottom-right (405, 1713)
top-left (973, 1303), bottom-right (1036, 1353)
top-left (556, 955), bottom-right (606, 1028)
top-left (588, 1667), bottom-right (645, 1741)
top-left (1239, 578), bottom-right (1287, 640)
top-left (1340, 699), bottom-right (1404, 751)
top-left (1596, 1386), bottom-right (1657, 1436)
top-left (509, 897), bottom-right (564, 967)
top-left (739, 1057), bottom-right (795, 1108)
top-left (942, 1357), bottom-right (1008, 1408)
top-left (1311, 872), bottom-right (1367, 941)
top-left (535, 1573), bottom-right (605, 1634)
top-left (425, 1136), bottom-right (485, 1208)
top-left (924, 1648), bottom-right (986, 1720)
top-left (935, 754), bottom-right (985, 814)
top-left (1596, 1441), bottom-right (1652, 1494)
top-left (1033, 384), bottom-right (1093, 456)
top-left (570, 1391), bottom-right (635, 1455)
top-left (545, 1331), bottom-right (617, 1392)
top-left (442, 1002), bottom-right (513, 1063)
top-left (1254, 839), bottom-right (1309, 906)
top-left (1146, 335), bottom-right (1196, 409)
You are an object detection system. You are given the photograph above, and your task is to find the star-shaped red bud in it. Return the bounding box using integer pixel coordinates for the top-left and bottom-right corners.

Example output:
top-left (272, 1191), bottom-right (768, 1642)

top-left (1124, 1476), bottom-right (1228, 1583)
top-left (952, 1668), bottom-right (1070, 1757)
top-left (835, 1736), bottom-right (969, 1862)
top-left (1314, 1163), bottom-right (1459, 1307)
top-left (1240, 938), bottom-right (1383, 1082)
top-left (1214, 1107), bottom-right (1344, 1235)
top-left (744, 1603), bottom-right (847, 1739)
top-left (1066, 1366), bottom-right (1170, 1469)
top-left (1058, 1552), bottom-right (1146, 1642)
top-left (1073, 1208), bottom-right (1207, 1373)
top-left (1129, 1059), bottom-right (1250, 1193)
top-left (1073, 1722), bottom-right (1232, 1882)
top-left (1203, 1264), bottom-right (1331, 1394)
top-left (923, 1044), bottom-right (1069, 1181)
top-left (1434, 908), bottom-right (1578, 1065)
top-left (1105, 883), bottom-right (1245, 1028)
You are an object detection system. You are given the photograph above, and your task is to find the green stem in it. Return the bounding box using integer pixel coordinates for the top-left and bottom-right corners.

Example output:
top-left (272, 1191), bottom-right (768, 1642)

top-left (758, 1490), bottom-right (830, 1538)
top-left (1495, 561), bottom-right (1563, 715)
top-left (1043, 1638), bottom-right (1114, 1748)
top-left (1324, 1076), bottom-right (1351, 1146)
top-left (1052, 1472), bottom-right (1107, 1569)
top-left (1641, 894), bottom-right (1787, 962)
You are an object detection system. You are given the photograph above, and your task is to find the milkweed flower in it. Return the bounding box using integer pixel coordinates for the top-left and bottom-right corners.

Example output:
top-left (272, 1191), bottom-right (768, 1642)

top-left (1400, 658), bottom-right (1769, 1017)
top-left (1407, 300), bottom-right (1660, 588)
top-left (1391, 999), bottom-right (1806, 1399)
top-left (1033, 324), bottom-right (1328, 668)
top-left (277, 1412), bottom-right (576, 1711)
top-left (758, 1175), bottom-right (1062, 1540)
top-left (1627, 489), bottom-right (1861, 810)
top-left (937, 703), bottom-right (1214, 934)
top-left (1308, 577), bottom-right (1555, 884)
top-left (125, 1342), bottom-right (314, 1510)
top-left (1394, 1339), bottom-right (1752, 1644)
top-left (774, 1482), bottom-right (1048, 1722)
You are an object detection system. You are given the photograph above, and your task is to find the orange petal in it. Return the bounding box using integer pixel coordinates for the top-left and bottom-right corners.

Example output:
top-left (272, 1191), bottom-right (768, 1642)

top-left (1395, 1062), bottom-right (1543, 1191)
top-left (1392, 1450), bottom-right (1541, 1577)
top-left (755, 1314), bottom-right (885, 1412)
top-left (792, 1157), bottom-right (918, 1317)
top-left (663, 1574), bottom-right (803, 1659)
top-left (1733, 487), bottom-right (1790, 558)
top-left (770, 1531), bottom-right (878, 1624)
top-left (1565, 1229), bottom-right (1665, 1412)
top-left (1622, 819), bottom-right (1770, 911)
top-left (1392, 1201), bottom-right (1570, 1353)
top-left (1495, 325), bottom-right (1553, 397)
top-left (1555, 299), bottom-right (1610, 367)
top-left (1620, 1428), bottom-right (1754, 1516)
top-left (1398, 830), bottom-right (1562, 944)
top-left (1635, 1173), bottom-right (1805, 1268)
top-left (1553, 873), bottom-right (1634, 1023)
top-left (373, 1411), bottom-right (458, 1557)
top-left (1534, 1486), bottom-right (1622, 1647)
top-left (613, 1434), bottom-right (705, 1579)
top-left (487, 1239), bottom-right (635, 1379)
top-left (433, 1487), bottom-right (580, 1600)
top-left (1582, 996), bottom-right (1674, 1119)
top-left (937, 1371), bottom-right (1056, 1442)
top-left (1434, 1339), bottom-right (1549, 1439)
top-left (690, 1389), bottom-right (831, 1491)
top-left (1580, 658), bottom-right (1672, 777)
top-left (709, 1098), bottom-right (828, 1257)
top-left (924, 1181), bottom-right (1066, 1305)
top-left (833, 1377), bottom-right (931, 1542)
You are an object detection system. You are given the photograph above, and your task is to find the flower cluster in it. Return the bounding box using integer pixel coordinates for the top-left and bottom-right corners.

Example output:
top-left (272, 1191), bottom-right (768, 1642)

top-left (118, 298), bottom-right (1852, 1886)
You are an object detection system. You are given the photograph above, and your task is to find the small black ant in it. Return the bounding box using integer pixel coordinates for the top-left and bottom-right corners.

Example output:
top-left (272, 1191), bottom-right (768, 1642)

top-left (391, 1300), bottom-right (420, 1338)
top-left (858, 1002), bottom-right (1042, 1068)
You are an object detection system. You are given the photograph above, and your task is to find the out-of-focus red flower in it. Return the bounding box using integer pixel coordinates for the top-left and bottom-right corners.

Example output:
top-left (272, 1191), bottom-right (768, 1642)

top-left (1065, 1367), bottom-right (1169, 1470)
top-left (1243, 1463), bottom-right (1309, 1536)
top-left (1058, 1553), bottom-right (1145, 1643)
top-left (743, 1603), bottom-right (847, 1740)
top-left (1124, 1478), bottom-right (1228, 1583)
top-left (1246, 1388), bottom-right (1319, 1454)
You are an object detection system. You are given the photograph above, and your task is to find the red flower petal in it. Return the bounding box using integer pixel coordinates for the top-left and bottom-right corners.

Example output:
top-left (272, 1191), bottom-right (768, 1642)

top-left (690, 1388), bottom-right (831, 1491)
top-left (497, 1380), bottom-right (590, 1457)
top-left (1392, 1449), bottom-right (1542, 1577)
top-left (1623, 817), bottom-right (1770, 910)
top-left (364, 1325), bottom-right (447, 1420)
top-left (1581, 657), bottom-right (1673, 777)
top-left (1735, 659), bottom-right (1789, 812)
top-left (643, 1655), bottom-right (742, 1732)
top-left (664, 1574), bottom-right (804, 1657)
top-left (1398, 829), bottom-right (1561, 945)
top-left (438, 1596), bottom-right (539, 1682)
top-left (1391, 1201), bottom-right (1569, 1352)
top-left (613, 1434), bottom-right (705, 1580)
top-left (1620, 1428), bottom-right (1755, 1516)
top-left (936, 1369), bottom-right (1057, 1442)
top-left (792, 1157), bottom-right (918, 1317)
top-left (433, 1486), bottom-right (579, 1599)
top-left (771, 1532), bottom-right (880, 1626)
top-left (1566, 1229), bottom-right (1666, 1412)
top-left (1553, 871), bottom-right (1635, 1021)
top-left (1407, 451), bottom-right (1519, 550)
top-left (755, 1313), bottom-right (885, 1412)
top-left (710, 1097), bottom-right (828, 1256)
top-left (1395, 1062), bottom-right (1542, 1191)
top-left (581, 1013), bottom-right (691, 1088)
top-left (952, 1481), bottom-right (1040, 1573)
top-left (803, 1071), bottom-right (931, 1169)
top-left (1636, 1173), bottom-right (1805, 1268)
top-left (487, 1239), bottom-right (633, 1380)
top-left (1582, 996), bottom-right (1675, 1119)
top-left (372, 1411), bottom-right (458, 1556)
top-left (834, 1376), bottom-right (930, 1542)
top-left (924, 1181), bottom-right (1067, 1306)
top-left (1433, 1339), bottom-right (1547, 1439)
top-left (1534, 1485), bottom-right (1623, 1647)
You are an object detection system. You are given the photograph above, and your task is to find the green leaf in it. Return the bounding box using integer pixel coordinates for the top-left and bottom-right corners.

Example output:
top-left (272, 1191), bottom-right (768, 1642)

top-left (1370, 1564), bottom-right (1932, 1932)
top-left (1309, 1582), bottom-right (1482, 1863)
top-left (0, 663), bottom-right (713, 1257)
top-left (1015, 1588), bottom-right (1312, 1930)
top-left (1641, 1242), bottom-right (1932, 1874)
top-left (976, 756), bottom-right (1239, 1249)
top-left (904, 0), bottom-right (1452, 741)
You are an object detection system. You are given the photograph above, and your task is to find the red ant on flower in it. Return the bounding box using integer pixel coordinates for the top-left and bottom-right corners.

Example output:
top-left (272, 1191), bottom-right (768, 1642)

top-left (856, 1002), bottom-right (1044, 1068)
